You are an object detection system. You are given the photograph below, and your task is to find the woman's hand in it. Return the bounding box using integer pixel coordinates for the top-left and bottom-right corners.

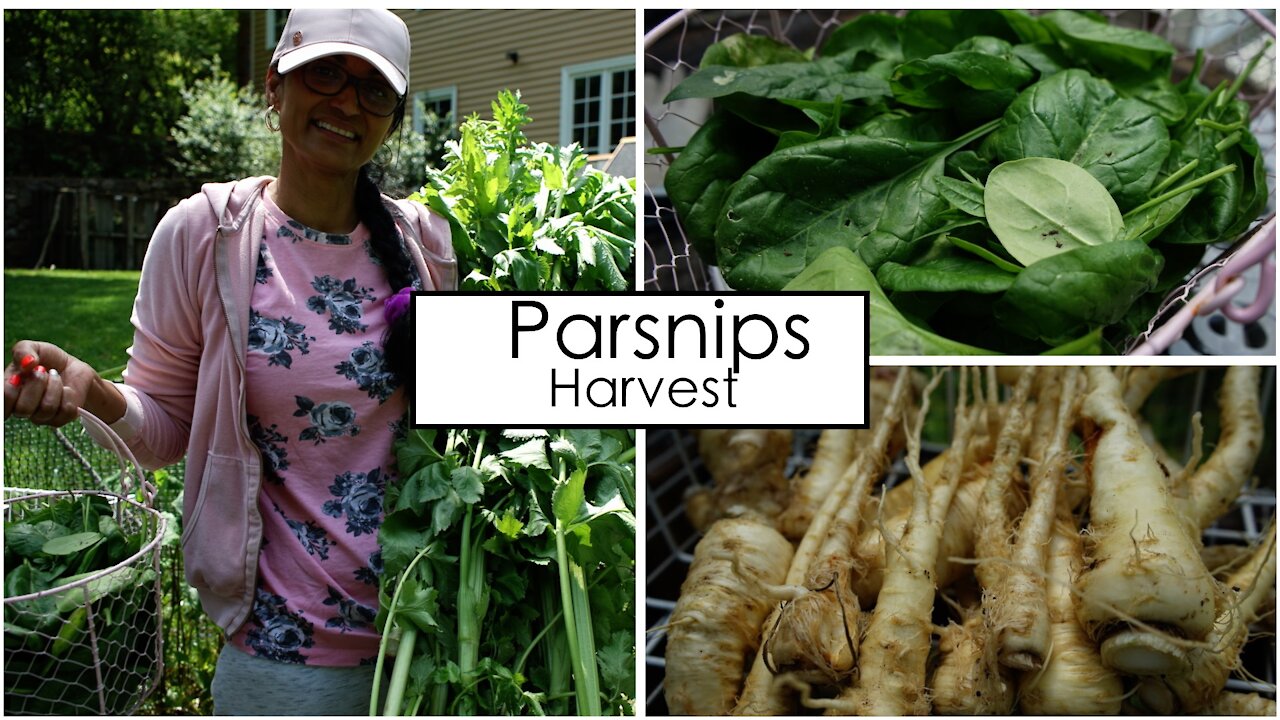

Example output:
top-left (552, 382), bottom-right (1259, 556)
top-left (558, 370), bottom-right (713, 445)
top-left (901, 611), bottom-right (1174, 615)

top-left (4, 341), bottom-right (125, 427)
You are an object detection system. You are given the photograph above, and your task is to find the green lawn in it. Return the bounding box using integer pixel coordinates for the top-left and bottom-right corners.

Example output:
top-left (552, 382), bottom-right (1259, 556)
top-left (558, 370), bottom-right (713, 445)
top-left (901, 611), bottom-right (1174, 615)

top-left (4, 267), bottom-right (218, 714)
top-left (4, 269), bottom-right (140, 375)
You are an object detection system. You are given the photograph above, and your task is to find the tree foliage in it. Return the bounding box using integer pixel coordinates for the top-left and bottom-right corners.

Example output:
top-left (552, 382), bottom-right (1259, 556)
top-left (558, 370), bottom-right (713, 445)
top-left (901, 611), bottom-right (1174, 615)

top-left (4, 9), bottom-right (237, 178)
top-left (170, 74), bottom-right (281, 183)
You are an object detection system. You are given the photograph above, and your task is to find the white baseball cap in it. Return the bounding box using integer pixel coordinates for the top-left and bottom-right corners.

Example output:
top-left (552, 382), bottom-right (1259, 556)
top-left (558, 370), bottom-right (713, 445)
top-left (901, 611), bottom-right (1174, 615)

top-left (271, 9), bottom-right (410, 96)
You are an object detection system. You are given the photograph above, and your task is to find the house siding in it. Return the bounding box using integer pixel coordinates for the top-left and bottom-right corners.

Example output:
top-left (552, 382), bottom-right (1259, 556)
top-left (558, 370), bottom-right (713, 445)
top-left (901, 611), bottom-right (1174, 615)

top-left (248, 9), bottom-right (635, 147)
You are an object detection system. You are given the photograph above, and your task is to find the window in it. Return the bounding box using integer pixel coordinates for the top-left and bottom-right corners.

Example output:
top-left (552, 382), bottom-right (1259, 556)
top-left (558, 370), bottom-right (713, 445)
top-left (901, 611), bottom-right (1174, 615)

top-left (265, 10), bottom-right (289, 51)
top-left (413, 87), bottom-right (458, 133)
top-left (561, 56), bottom-right (635, 155)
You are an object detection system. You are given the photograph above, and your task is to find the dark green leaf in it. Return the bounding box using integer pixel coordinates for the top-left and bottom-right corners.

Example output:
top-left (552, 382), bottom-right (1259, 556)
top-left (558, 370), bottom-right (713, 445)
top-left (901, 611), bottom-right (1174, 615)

top-left (989, 68), bottom-right (1170, 210)
top-left (596, 631), bottom-right (635, 695)
top-left (431, 490), bottom-right (463, 537)
top-left (898, 10), bottom-right (1023, 60)
top-left (821, 13), bottom-right (903, 65)
top-left (877, 256), bottom-right (1015, 294)
top-left (934, 175), bottom-right (986, 217)
top-left (784, 245), bottom-right (999, 354)
top-left (891, 36), bottom-right (1033, 119)
top-left (1039, 10), bottom-right (1175, 84)
top-left (406, 463), bottom-right (452, 506)
top-left (665, 112), bottom-right (775, 261)
top-left (718, 120), bottom-right (1000, 288)
top-left (524, 488), bottom-right (551, 540)
top-left (664, 57), bottom-right (891, 109)
top-left (396, 430), bottom-right (441, 478)
top-left (1010, 42), bottom-right (1070, 76)
top-left (451, 466), bottom-right (485, 505)
top-left (379, 512), bottom-right (434, 578)
top-left (396, 582), bottom-right (441, 633)
top-left (995, 240), bottom-right (1163, 344)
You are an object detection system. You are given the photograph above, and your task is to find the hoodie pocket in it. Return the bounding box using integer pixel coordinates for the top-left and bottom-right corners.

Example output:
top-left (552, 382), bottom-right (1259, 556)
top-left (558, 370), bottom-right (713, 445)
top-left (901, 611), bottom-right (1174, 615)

top-left (183, 453), bottom-right (251, 598)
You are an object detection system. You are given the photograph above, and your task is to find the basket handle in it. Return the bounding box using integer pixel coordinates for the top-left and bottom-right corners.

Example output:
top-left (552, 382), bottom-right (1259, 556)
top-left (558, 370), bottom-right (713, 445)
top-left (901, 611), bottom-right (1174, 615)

top-left (77, 408), bottom-right (157, 508)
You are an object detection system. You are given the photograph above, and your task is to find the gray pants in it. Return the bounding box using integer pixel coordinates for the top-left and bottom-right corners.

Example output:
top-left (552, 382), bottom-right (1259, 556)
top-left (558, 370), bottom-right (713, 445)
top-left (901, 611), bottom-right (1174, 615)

top-left (212, 644), bottom-right (388, 715)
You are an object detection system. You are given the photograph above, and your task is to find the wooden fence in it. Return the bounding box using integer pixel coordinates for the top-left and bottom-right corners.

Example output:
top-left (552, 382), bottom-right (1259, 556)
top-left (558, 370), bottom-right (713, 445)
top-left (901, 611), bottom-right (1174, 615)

top-left (5, 178), bottom-right (191, 271)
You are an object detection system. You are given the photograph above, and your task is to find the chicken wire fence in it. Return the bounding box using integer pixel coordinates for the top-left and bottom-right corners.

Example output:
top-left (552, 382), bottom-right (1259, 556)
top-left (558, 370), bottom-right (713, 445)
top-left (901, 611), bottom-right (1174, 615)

top-left (643, 9), bottom-right (1278, 355)
top-left (3, 413), bottom-right (166, 715)
top-left (643, 367), bottom-right (1278, 715)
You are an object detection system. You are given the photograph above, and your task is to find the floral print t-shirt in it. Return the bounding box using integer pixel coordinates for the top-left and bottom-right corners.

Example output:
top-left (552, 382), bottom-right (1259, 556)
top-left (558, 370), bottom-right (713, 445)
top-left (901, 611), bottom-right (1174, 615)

top-left (229, 193), bottom-right (415, 666)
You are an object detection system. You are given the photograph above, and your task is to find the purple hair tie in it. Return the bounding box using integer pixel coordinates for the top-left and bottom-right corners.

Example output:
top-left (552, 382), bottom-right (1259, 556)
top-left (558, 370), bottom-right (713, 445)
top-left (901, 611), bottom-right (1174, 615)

top-left (384, 287), bottom-right (414, 324)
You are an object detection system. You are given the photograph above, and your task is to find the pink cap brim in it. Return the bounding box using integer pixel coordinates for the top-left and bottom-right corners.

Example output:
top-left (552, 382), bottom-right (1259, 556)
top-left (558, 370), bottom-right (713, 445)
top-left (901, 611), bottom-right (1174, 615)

top-left (277, 42), bottom-right (407, 96)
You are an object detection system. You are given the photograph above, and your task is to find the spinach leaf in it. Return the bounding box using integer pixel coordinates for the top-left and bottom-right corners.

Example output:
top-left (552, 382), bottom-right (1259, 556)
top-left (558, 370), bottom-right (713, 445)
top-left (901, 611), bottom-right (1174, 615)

top-left (897, 10), bottom-right (1023, 60)
top-left (662, 10), bottom-right (1268, 353)
top-left (989, 68), bottom-right (1170, 209)
top-left (1011, 42), bottom-right (1071, 76)
top-left (784, 246), bottom-right (1000, 354)
top-left (664, 56), bottom-right (891, 111)
top-left (1117, 75), bottom-right (1187, 123)
top-left (934, 175), bottom-right (985, 217)
top-left (891, 36), bottom-right (1033, 120)
top-left (946, 149), bottom-right (997, 182)
top-left (996, 10), bottom-right (1053, 44)
top-left (821, 13), bottom-right (903, 65)
top-left (664, 112), bottom-right (775, 261)
top-left (701, 33), bottom-right (808, 68)
top-left (877, 255), bottom-right (1016, 294)
top-left (1122, 134), bottom-right (1215, 243)
top-left (1159, 92), bottom-right (1267, 245)
top-left (985, 157), bottom-right (1124, 266)
top-left (1039, 10), bottom-right (1175, 83)
top-left (718, 119), bottom-right (999, 289)
top-left (994, 240), bottom-right (1162, 344)
top-left (850, 109), bottom-right (958, 141)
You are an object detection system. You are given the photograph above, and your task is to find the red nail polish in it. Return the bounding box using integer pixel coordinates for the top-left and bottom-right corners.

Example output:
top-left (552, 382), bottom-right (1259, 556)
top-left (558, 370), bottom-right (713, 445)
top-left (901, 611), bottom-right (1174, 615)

top-left (35, 365), bottom-right (46, 376)
top-left (7, 374), bottom-right (20, 387)
top-left (19, 355), bottom-right (35, 370)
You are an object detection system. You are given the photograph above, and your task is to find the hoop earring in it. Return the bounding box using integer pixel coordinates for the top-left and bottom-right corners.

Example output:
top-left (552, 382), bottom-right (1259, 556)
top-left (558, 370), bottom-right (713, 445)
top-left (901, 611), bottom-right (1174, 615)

top-left (266, 107), bottom-right (281, 133)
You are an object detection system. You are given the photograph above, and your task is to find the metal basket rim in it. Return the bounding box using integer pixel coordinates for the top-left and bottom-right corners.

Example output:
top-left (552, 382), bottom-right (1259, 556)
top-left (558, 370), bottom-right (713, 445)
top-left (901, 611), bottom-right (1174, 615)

top-left (3, 488), bottom-right (168, 605)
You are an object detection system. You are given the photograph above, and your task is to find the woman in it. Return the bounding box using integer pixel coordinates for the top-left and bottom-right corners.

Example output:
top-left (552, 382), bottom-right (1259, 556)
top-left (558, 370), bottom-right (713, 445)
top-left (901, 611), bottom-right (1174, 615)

top-left (4, 9), bottom-right (454, 714)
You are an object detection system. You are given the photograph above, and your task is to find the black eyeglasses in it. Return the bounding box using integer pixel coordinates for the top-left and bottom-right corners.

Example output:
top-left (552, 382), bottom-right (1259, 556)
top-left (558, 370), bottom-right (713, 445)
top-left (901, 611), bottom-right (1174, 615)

top-left (301, 61), bottom-right (402, 117)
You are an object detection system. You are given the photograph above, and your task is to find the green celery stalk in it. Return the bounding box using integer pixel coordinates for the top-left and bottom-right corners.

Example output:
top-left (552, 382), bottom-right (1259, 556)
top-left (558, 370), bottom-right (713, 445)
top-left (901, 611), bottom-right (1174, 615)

top-left (553, 453), bottom-right (603, 715)
top-left (455, 430), bottom-right (490, 715)
top-left (383, 626), bottom-right (418, 716)
top-left (456, 507), bottom-right (488, 714)
top-left (371, 543), bottom-right (436, 715)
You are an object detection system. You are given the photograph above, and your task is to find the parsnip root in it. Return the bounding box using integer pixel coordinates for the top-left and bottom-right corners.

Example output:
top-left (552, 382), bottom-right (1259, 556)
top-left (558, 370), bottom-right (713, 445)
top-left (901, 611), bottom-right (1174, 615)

top-left (1076, 367), bottom-right (1219, 676)
top-left (665, 518), bottom-right (795, 715)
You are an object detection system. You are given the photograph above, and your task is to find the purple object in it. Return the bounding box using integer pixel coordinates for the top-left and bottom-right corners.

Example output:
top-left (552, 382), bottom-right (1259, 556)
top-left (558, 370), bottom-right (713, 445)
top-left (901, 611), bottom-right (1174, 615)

top-left (384, 286), bottom-right (413, 324)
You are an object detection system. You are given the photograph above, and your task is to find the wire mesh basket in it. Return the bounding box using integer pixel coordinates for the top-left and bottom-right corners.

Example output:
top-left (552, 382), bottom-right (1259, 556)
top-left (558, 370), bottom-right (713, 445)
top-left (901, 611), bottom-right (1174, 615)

top-left (644, 366), bottom-right (1277, 715)
top-left (643, 9), bottom-right (1277, 355)
top-left (3, 411), bottom-right (166, 715)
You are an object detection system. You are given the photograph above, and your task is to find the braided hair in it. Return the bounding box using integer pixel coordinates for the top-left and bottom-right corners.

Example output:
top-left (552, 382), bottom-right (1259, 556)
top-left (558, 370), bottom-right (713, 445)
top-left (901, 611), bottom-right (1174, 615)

top-left (353, 102), bottom-right (417, 397)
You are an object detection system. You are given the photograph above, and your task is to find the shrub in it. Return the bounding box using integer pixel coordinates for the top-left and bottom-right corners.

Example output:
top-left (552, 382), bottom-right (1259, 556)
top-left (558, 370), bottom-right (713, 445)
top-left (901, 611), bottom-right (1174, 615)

top-left (170, 73), bottom-right (280, 183)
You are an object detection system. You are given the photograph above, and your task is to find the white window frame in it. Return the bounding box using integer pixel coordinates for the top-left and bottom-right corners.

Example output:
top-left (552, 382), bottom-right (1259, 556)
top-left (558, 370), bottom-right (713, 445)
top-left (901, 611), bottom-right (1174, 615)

top-left (413, 86), bottom-right (459, 133)
top-left (559, 55), bottom-right (635, 155)
top-left (265, 10), bottom-right (289, 51)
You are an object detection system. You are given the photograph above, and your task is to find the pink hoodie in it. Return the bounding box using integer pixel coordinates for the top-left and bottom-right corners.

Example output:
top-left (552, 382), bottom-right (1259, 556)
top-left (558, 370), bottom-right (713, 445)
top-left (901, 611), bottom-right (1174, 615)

top-left (96, 177), bottom-right (455, 635)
